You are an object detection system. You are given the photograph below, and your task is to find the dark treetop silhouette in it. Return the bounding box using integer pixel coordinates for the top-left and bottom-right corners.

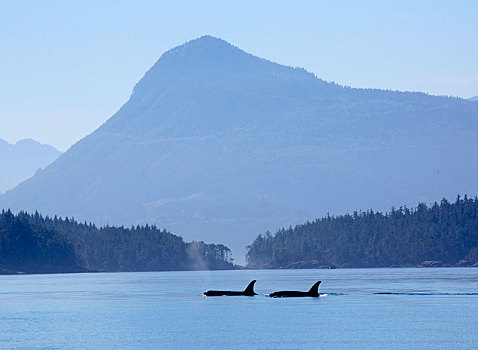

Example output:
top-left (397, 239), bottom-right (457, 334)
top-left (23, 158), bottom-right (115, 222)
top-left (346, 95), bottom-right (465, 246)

top-left (0, 209), bottom-right (234, 274)
top-left (247, 196), bottom-right (478, 269)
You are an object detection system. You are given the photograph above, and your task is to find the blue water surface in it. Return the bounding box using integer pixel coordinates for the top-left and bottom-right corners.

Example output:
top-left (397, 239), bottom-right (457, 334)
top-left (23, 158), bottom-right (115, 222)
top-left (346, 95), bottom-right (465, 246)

top-left (1, 268), bottom-right (477, 349)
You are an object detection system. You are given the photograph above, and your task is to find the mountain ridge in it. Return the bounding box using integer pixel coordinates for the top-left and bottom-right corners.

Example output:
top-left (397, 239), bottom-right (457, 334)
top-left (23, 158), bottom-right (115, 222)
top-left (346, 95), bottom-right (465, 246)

top-left (0, 138), bottom-right (61, 194)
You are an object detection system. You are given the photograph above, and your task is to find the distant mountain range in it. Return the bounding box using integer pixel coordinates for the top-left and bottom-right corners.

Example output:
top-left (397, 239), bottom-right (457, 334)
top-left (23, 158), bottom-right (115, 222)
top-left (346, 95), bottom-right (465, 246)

top-left (1, 36), bottom-right (477, 262)
top-left (0, 138), bottom-right (61, 194)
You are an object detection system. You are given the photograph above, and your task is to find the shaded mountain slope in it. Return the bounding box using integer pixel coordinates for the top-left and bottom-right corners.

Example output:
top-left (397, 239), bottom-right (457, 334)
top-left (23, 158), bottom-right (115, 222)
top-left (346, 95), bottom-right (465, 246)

top-left (1, 36), bottom-right (477, 261)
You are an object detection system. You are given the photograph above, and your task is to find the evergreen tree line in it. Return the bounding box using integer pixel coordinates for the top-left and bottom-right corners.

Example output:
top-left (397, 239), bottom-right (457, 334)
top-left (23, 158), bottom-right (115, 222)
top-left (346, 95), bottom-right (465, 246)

top-left (246, 195), bottom-right (478, 268)
top-left (0, 210), bottom-right (233, 274)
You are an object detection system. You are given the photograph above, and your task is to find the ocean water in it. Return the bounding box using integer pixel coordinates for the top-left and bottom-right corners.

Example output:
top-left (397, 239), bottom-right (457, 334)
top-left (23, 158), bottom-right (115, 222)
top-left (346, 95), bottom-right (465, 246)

top-left (0, 268), bottom-right (477, 349)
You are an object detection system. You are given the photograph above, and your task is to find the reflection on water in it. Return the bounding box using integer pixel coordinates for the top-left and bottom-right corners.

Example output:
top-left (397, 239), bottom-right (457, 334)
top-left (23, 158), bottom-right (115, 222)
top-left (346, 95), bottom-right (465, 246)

top-left (1, 268), bottom-right (477, 349)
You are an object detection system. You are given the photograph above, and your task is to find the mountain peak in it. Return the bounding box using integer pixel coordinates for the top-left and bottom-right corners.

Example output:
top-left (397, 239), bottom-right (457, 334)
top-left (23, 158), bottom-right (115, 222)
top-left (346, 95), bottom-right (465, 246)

top-left (130, 35), bottom-right (316, 102)
top-left (171, 35), bottom-right (235, 52)
top-left (0, 138), bottom-right (61, 194)
top-left (130, 36), bottom-right (252, 100)
top-left (0, 138), bottom-right (60, 152)
top-left (153, 35), bottom-right (248, 69)
top-left (141, 35), bottom-right (254, 78)
top-left (15, 138), bottom-right (41, 147)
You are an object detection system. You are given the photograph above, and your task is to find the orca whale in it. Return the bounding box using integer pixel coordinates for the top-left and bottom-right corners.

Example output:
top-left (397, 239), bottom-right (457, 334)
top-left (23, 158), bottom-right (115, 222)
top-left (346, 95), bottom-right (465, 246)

top-left (268, 281), bottom-right (321, 298)
top-left (202, 280), bottom-right (257, 296)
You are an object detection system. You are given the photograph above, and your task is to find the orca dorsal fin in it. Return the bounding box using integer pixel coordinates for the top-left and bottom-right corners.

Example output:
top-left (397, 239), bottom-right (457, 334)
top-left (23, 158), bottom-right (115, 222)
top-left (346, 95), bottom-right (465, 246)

top-left (308, 281), bottom-right (321, 297)
top-left (244, 280), bottom-right (257, 296)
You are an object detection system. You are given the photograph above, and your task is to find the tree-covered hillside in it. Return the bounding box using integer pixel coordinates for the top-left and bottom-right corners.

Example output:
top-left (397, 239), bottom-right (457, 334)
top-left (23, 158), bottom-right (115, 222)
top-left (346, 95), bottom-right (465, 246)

top-left (0, 210), bottom-right (84, 274)
top-left (0, 210), bottom-right (233, 274)
top-left (246, 196), bottom-right (478, 268)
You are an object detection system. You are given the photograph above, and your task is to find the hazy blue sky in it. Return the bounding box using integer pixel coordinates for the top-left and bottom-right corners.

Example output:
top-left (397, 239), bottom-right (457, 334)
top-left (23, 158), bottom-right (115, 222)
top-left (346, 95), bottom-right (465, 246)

top-left (1, 0), bottom-right (477, 151)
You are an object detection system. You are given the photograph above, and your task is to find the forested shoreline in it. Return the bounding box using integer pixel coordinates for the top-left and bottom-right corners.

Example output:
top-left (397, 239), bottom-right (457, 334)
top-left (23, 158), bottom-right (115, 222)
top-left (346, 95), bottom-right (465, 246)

top-left (0, 210), bottom-right (234, 274)
top-left (247, 196), bottom-right (478, 269)
top-left (3, 195), bottom-right (477, 274)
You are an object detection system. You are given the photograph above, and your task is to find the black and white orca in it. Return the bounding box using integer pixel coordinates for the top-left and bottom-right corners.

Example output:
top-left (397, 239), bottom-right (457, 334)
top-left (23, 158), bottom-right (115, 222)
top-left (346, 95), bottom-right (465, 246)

top-left (202, 280), bottom-right (257, 296)
top-left (268, 281), bottom-right (321, 298)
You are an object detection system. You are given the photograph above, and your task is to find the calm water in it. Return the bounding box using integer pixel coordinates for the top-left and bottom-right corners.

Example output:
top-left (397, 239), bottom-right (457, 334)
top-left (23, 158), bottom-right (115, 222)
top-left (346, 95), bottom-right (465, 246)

top-left (1, 268), bottom-right (477, 349)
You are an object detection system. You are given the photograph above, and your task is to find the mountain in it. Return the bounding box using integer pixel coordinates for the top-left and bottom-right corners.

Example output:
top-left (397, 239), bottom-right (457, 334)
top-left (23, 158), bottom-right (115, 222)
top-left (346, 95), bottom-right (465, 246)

top-left (469, 96), bottom-right (478, 101)
top-left (1, 36), bottom-right (477, 262)
top-left (0, 138), bottom-right (61, 194)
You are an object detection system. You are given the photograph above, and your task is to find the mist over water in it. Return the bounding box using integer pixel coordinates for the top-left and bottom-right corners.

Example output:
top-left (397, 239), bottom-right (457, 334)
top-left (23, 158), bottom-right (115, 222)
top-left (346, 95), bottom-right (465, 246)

top-left (1, 268), bottom-right (477, 349)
